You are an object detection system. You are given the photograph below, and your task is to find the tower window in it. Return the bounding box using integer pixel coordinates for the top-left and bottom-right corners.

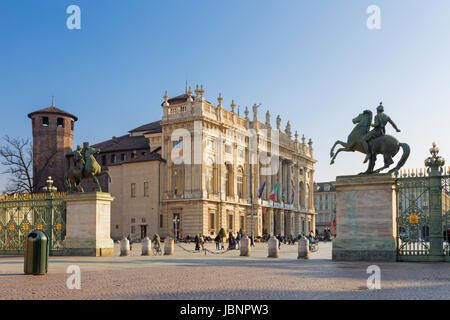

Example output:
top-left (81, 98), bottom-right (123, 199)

top-left (42, 117), bottom-right (49, 127)
top-left (111, 154), bottom-right (117, 164)
top-left (71, 121), bottom-right (74, 130)
top-left (121, 153), bottom-right (126, 161)
top-left (57, 118), bottom-right (64, 127)
top-left (101, 155), bottom-right (106, 165)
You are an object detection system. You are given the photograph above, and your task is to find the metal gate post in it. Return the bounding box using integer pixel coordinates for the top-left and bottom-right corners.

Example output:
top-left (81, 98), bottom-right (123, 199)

top-left (425, 143), bottom-right (445, 261)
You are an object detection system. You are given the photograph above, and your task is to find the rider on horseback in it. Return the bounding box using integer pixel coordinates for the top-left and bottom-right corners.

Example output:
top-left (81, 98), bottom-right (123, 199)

top-left (362, 102), bottom-right (401, 163)
top-left (74, 145), bottom-right (85, 175)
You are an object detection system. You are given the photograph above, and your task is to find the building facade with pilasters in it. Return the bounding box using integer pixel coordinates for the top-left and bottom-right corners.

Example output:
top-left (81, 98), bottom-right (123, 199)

top-left (159, 86), bottom-right (316, 238)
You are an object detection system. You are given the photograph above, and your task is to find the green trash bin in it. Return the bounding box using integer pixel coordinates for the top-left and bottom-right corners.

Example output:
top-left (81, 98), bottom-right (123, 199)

top-left (24, 230), bottom-right (49, 275)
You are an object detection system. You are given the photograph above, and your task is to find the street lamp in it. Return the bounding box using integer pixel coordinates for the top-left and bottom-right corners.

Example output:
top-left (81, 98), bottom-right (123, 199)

top-left (173, 217), bottom-right (180, 242)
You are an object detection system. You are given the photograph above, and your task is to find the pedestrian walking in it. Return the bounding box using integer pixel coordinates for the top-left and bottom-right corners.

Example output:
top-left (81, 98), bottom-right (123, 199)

top-left (214, 234), bottom-right (220, 250)
top-left (236, 232), bottom-right (242, 249)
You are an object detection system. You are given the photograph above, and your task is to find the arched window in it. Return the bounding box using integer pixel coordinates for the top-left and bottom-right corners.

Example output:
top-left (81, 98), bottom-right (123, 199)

top-left (237, 166), bottom-right (244, 198)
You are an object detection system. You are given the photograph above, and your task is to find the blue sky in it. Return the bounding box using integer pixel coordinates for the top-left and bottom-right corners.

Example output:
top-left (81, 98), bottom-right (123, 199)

top-left (0, 0), bottom-right (449, 190)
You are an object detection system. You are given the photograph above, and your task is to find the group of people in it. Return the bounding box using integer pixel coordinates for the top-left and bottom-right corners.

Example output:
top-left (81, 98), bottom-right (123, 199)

top-left (274, 231), bottom-right (319, 249)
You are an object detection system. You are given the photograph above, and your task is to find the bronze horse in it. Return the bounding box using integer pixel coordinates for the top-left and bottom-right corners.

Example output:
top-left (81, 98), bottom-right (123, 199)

top-left (330, 110), bottom-right (410, 174)
top-left (64, 146), bottom-right (111, 192)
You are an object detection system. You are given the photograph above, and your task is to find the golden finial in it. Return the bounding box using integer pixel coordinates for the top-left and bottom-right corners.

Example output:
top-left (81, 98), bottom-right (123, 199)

top-left (230, 100), bottom-right (236, 113)
top-left (187, 86), bottom-right (193, 102)
top-left (195, 85), bottom-right (199, 96)
top-left (217, 93), bottom-right (223, 106)
top-left (163, 90), bottom-right (169, 106)
top-left (199, 85), bottom-right (205, 97)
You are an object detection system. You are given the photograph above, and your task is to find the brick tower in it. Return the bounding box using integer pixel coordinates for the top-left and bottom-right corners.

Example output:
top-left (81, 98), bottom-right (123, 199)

top-left (28, 97), bottom-right (78, 192)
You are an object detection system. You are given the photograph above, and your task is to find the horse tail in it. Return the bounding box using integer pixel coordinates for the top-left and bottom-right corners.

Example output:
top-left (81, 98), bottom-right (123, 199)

top-left (389, 143), bottom-right (410, 173)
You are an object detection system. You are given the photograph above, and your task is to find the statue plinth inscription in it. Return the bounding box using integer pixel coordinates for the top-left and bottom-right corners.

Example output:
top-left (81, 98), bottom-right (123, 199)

top-left (63, 192), bottom-right (115, 256)
top-left (332, 174), bottom-right (397, 261)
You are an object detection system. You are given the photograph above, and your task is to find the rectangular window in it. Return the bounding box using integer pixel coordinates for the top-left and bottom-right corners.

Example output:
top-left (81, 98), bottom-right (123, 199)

top-left (121, 153), bottom-right (126, 161)
top-left (173, 139), bottom-right (183, 149)
top-left (71, 121), bottom-right (74, 130)
top-left (238, 149), bottom-right (244, 158)
top-left (210, 213), bottom-right (215, 229)
top-left (101, 155), bottom-right (106, 165)
top-left (228, 215), bottom-right (233, 230)
top-left (131, 218), bottom-right (135, 223)
top-left (159, 215), bottom-right (163, 228)
top-left (111, 154), bottom-right (117, 164)
top-left (144, 182), bottom-right (149, 197)
top-left (57, 118), bottom-right (64, 127)
top-left (131, 152), bottom-right (135, 159)
top-left (42, 117), bottom-right (49, 127)
top-left (225, 144), bottom-right (232, 154)
top-left (131, 183), bottom-right (136, 198)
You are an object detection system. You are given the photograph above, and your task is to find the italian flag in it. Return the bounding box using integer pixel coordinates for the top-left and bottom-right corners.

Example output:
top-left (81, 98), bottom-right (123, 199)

top-left (269, 182), bottom-right (278, 200)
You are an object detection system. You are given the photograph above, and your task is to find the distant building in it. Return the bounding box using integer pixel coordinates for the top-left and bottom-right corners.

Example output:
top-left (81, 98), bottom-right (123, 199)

top-left (313, 182), bottom-right (336, 235)
top-left (28, 98), bottom-right (78, 192)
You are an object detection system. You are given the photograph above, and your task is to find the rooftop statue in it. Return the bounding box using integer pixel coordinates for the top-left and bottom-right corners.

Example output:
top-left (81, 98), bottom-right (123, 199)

top-left (330, 102), bottom-right (410, 174)
top-left (64, 145), bottom-right (112, 192)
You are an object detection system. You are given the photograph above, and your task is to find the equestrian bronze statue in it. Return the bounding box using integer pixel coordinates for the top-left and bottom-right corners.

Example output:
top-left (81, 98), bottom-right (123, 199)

top-left (330, 102), bottom-right (410, 174)
top-left (64, 145), bottom-right (112, 192)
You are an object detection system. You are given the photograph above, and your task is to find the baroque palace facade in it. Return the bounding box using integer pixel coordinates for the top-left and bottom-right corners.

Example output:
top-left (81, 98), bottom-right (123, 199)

top-left (29, 86), bottom-right (316, 240)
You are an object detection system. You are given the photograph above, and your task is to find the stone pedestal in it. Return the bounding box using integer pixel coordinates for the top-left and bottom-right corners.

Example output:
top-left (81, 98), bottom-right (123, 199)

top-left (240, 235), bottom-right (250, 256)
top-left (63, 192), bottom-right (115, 257)
top-left (332, 175), bottom-right (397, 261)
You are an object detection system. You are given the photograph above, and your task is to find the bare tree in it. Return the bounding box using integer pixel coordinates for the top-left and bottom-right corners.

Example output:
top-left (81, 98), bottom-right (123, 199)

top-left (0, 136), bottom-right (55, 194)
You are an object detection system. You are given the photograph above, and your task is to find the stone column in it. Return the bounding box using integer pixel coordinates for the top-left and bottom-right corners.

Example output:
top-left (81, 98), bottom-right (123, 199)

top-left (240, 235), bottom-right (250, 256)
top-left (280, 209), bottom-right (285, 235)
top-left (295, 165), bottom-right (300, 209)
top-left (297, 237), bottom-right (309, 259)
top-left (164, 236), bottom-right (174, 255)
top-left (63, 192), bottom-right (115, 256)
top-left (278, 159), bottom-right (283, 202)
top-left (120, 238), bottom-right (130, 256)
top-left (287, 164), bottom-right (292, 202)
top-left (268, 208), bottom-right (274, 236)
top-left (141, 237), bottom-right (151, 256)
top-left (267, 236), bottom-right (279, 258)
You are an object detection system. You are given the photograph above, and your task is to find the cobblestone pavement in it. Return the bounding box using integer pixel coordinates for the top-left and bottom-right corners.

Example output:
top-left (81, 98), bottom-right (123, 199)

top-left (0, 242), bottom-right (449, 300)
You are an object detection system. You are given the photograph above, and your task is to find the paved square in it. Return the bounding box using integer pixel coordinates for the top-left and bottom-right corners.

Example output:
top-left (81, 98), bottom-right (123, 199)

top-left (0, 242), bottom-right (449, 300)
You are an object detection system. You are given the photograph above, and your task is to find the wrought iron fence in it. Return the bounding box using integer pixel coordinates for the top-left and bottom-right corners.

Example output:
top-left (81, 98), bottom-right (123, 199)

top-left (394, 142), bottom-right (449, 261)
top-left (0, 191), bottom-right (66, 255)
